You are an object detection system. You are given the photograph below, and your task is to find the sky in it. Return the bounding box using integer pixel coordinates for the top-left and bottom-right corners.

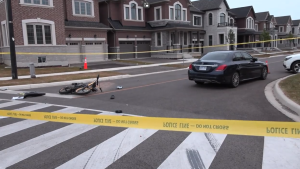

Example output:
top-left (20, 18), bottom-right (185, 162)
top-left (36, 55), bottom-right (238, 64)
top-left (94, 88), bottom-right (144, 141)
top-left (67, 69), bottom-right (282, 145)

top-left (227, 0), bottom-right (300, 20)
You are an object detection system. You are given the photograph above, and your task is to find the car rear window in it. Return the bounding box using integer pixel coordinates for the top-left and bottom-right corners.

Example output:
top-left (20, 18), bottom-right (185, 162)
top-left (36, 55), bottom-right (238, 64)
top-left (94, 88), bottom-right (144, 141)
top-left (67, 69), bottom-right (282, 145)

top-left (201, 52), bottom-right (229, 61)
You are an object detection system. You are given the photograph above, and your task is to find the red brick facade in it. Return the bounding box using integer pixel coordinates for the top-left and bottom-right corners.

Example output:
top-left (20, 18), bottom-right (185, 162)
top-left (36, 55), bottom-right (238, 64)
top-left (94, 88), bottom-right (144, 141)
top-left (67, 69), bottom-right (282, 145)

top-left (0, 1), bottom-right (7, 47)
top-left (65, 29), bottom-right (107, 41)
top-left (11, 0), bottom-right (65, 45)
top-left (65, 0), bottom-right (100, 22)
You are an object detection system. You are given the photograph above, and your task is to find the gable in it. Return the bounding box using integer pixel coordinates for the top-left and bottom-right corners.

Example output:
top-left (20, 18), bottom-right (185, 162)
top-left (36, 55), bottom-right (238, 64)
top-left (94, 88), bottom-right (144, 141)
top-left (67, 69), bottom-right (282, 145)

top-left (246, 7), bottom-right (256, 19)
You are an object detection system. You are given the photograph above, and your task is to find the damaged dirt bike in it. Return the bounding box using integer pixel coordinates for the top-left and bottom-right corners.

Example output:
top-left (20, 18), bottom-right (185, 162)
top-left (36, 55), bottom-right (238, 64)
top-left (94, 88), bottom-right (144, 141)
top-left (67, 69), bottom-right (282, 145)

top-left (59, 75), bottom-right (102, 95)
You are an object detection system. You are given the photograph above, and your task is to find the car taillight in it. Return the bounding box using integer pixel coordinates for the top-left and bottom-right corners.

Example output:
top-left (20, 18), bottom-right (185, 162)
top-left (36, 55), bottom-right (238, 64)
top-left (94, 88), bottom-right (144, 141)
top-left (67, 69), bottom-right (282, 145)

top-left (189, 64), bottom-right (193, 70)
top-left (216, 64), bottom-right (227, 71)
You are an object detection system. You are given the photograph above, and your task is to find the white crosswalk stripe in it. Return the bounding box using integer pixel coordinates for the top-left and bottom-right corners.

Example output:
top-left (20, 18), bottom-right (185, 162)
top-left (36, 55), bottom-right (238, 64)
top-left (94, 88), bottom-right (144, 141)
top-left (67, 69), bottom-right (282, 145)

top-left (262, 137), bottom-right (300, 169)
top-left (0, 101), bottom-right (26, 119)
top-left (158, 133), bottom-right (226, 169)
top-left (57, 128), bottom-right (158, 169)
top-left (0, 106), bottom-right (83, 138)
top-left (1, 99), bottom-right (300, 169)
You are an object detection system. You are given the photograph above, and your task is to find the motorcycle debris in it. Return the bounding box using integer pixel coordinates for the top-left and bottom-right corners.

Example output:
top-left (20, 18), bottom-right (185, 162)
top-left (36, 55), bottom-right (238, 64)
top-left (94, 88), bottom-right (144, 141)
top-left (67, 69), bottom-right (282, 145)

top-left (116, 86), bottom-right (123, 89)
top-left (115, 110), bottom-right (123, 113)
top-left (12, 96), bottom-right (24, 100)
top-left (110, 95), bottom-right (115, 99)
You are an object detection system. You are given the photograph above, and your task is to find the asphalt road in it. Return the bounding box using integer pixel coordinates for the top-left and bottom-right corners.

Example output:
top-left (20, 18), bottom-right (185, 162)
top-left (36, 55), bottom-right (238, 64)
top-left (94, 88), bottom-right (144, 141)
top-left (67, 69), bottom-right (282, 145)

top-left (0, 55), bottom-right (298, 169)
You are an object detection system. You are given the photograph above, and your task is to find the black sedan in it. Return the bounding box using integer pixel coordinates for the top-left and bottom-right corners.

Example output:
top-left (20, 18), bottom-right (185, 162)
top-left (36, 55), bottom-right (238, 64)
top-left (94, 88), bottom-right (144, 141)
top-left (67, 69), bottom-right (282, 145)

top-left (188, 51), bottom-right (268, 88)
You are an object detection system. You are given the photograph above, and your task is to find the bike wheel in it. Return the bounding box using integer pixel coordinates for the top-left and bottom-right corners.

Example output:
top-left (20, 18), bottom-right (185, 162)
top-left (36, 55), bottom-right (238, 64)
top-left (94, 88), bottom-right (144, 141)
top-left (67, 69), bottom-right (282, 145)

top-left (74, 87), bottom-right (91, 95)
top-left (59, 87), bottom-right (72, 94)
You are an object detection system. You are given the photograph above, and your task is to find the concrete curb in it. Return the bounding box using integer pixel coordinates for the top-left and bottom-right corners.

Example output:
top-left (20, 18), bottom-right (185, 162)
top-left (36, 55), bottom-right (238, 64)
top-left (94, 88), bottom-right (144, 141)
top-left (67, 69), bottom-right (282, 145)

top-left (265, 79), bottom-right (300, 122)
top-left (1, 75), bottom-right (131, 90)
top-left (274, 75), bottom-right (300, 116)
top-left (0, 68), bottom-right (187, 90)
top-left (0, 60), bottom-right (196, 81)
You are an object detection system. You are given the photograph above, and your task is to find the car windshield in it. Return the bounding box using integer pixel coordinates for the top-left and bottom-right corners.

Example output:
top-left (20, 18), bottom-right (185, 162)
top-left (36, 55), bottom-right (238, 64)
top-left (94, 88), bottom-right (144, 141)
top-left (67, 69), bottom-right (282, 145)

top-left (200, 52), bottom-right (229, 61)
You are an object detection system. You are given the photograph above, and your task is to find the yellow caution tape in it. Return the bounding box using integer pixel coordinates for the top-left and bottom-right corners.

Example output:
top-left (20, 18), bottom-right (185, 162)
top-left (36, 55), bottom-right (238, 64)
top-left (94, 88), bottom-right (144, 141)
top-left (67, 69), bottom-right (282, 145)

top-left (1, 110), bottom-right (300, 138)
top-left (0, 37), bottom-right (299, 55)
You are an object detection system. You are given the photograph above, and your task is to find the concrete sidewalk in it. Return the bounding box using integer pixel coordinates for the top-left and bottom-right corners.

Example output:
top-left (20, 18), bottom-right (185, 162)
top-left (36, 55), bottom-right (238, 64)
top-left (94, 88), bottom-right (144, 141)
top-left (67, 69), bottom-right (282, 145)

top-left (0, 59), bottom-right (197, 81)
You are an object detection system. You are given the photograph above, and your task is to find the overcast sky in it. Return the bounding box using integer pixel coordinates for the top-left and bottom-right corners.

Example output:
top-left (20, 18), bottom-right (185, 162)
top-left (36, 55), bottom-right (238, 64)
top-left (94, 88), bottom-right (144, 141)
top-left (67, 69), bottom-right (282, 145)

top-left (227, 0), bottom-right (300, 20)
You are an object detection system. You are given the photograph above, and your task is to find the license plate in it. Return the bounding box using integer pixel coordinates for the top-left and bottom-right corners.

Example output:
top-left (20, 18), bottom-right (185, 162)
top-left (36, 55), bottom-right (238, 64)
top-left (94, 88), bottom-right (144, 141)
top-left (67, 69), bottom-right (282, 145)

top-left (199, 66), bottom-right (207, 71)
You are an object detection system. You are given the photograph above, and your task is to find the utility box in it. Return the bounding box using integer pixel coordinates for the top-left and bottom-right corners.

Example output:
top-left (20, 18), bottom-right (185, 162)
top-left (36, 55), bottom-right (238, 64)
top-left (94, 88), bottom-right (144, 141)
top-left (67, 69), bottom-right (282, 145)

top-left (29, 63), bottom-right (36, 78)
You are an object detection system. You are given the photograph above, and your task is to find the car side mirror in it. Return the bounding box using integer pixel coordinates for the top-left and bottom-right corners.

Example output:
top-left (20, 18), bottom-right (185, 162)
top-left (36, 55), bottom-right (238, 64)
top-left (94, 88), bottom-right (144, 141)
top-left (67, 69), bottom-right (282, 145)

top-left (251, 57), bottom-right (258, 62)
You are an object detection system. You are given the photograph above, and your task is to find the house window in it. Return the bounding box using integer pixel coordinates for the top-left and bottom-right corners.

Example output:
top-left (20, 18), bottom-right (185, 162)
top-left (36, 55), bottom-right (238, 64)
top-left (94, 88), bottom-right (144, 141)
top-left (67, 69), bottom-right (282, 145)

top-left (125, 7), bottom-right (129, 19)
top-left (220, 13), bottom-right (225, 23)
top-left (1, 21), bottom-right (8, 46)
top-left (169, 2), bottom-right (186, 21)
top-left (184, 32), bottom-right (188, 45)
top-left (169, 8), bottom-right (174, 20)
top-left (38, 56), bottom-right (46, 63)
top-left (193, 15), bottom-right (202, 26)
top-left (209, 35), bottom-right (213, 46)
top-left (219, 34), bottom-right (224, 44)
top-left (292, 27), bottom-right (295, 34)
top-left (20, 0), bottom-right (53, 6)
top-left (175, 4), bottom-right (181, 20)
top-left (22, 19), bottom-right (56, 46)
top-left (138, 8), bottom-right (142, 20)
top-left (154, 6), bottom-right (161, 20)
top-left (209, 13), bottom-right (213, 25)
top-left (183, 10), bottom-right (186, 21)
top-left (156, 32), bottom-right (162, 46)
top-left (73, 0), bottom-right (94, 16)
top-left (279, 26), bottom-right (283, 32)
top-left (255, 24), bottom-right (258, 31)
top-left (124, 1), bottom-right (143, 21)
top-left (246, 17), bottom-right (254, 29)
top-left (26, 24), bottom-right (52, 45)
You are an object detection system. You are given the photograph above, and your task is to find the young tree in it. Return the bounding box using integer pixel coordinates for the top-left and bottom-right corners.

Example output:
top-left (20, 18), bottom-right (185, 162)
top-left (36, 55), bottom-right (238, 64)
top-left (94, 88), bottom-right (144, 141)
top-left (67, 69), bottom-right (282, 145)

top-left (260, 30), bottom-right (271, 50)
top-left (226, 29), bottom-right (235, 50)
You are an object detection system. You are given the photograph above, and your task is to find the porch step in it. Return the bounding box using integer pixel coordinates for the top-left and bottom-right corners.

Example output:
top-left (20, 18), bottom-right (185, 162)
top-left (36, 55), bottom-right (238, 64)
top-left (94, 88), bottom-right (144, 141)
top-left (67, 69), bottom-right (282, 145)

top-left (273, 47), bottom-right (282, 52)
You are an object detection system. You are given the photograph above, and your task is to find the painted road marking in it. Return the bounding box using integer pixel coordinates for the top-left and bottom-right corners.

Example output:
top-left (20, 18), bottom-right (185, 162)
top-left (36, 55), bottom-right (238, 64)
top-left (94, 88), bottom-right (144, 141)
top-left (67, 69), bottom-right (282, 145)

top-left (56, 128), bottom-right (157, 169)
top-left (158, 133), bottom-right (226, 169)
top-left (0, 106), bottom-right (83, 138)
top-left (0, 99), bottom-right (33, 119)
top-left (0, 122), bottom-right (99, 168)
top-left (262, 137), bottom-right (300, 169)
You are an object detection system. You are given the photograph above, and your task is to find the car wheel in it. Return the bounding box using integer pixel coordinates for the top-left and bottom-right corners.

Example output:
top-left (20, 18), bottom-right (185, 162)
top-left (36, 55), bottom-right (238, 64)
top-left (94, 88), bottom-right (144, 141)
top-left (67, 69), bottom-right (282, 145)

top-left (260, 67), bottom-right (268, 80)
top-left (291, 61), bottom-right (300, 74)
top-left (195, 81), bottom-right (205, 85)
top-left (230, 72), bottom-right (239, 88)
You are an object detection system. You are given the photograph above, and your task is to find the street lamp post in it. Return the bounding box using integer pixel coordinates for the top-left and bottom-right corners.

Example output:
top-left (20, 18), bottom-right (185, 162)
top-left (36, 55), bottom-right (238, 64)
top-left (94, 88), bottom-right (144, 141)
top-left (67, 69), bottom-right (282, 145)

top-left (6, 0), bottom-right (18, 79)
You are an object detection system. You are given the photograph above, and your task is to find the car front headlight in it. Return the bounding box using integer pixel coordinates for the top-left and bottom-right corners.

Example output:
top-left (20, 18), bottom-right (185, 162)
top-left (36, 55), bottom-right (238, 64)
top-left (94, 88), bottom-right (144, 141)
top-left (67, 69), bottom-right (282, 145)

top-left (285, 57), bottom-right (292, 61)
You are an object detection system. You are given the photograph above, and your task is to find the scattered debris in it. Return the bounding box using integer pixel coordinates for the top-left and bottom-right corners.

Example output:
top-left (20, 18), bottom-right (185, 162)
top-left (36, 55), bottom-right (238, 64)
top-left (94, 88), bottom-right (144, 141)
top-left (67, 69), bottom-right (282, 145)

top-left (117, 86), bottom-right (123, 89)
top-left (12, 92), bottom-right (45, 100)
top-left (115, 110), bottom-right (123, 113)
top-left (0, 88), bottom-right (7, 91)
top-left (12, 96), bottom-right (24, 100)
top-left (110, 95), bottom-right (115, 99)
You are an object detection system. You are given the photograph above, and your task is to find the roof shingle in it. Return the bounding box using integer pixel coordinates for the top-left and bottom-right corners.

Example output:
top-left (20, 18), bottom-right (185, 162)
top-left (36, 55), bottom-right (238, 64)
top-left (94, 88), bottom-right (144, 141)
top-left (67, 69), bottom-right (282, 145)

top-left (275, 16), bottom-right (291, 25)
top-left (229, 6), bottom-right (253, 19)
top-left (191, 0), bottom-right (229, 12)
top-left (293, 20), bottom-right (300, 26)
top-left (255, 12), bottom-right (269, 21)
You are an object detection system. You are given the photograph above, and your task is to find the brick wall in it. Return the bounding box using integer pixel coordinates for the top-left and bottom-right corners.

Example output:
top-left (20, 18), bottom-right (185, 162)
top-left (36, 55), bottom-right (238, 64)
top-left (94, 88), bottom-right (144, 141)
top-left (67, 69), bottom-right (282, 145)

top-left (65, 29), bottom-right (107, 41)
top-left (11, 0), bottom-right (65, 45)
top-left (65, 0), bottom-right (100, 22)
top-left (0, 1), bottom-right (7, 47)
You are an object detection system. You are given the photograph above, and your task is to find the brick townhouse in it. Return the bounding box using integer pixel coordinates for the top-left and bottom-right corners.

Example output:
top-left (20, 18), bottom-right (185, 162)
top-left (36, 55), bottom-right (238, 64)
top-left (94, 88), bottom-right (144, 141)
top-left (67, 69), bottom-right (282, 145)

top-left (0, 0), bottom-right (110, 67)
